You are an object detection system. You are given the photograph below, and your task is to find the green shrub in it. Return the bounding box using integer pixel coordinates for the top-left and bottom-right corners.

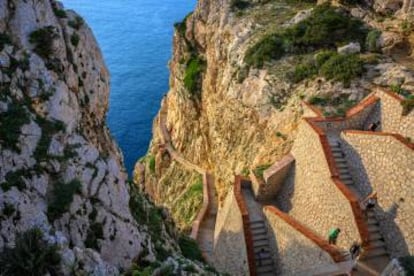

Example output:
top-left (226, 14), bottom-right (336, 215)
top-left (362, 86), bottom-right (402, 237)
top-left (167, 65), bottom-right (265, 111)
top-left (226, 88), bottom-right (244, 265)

top-left (253, 164), bottom-right (272, 179)
top-left (173, 177), bottom-right (203, 226)
top-left (244, 4), bottom-right (367, 67)
top-left (230, 0), bottom-right (250, 11)
top-left (33, 117), bottom-right (65, 161)
top-left (244, 34), bottom-right (285, 68)
top-left (291, 63), bottom-right (317, 83)
top-left (71, 33), bottom-right (80, 48)
top-left (174, 12), bottom-right (192, 37)
top-left (365, 29), bottom-right (381, 53)
top-left (309, 96), bottom-right (329, 105)
top-left (0, 104), bottom-right (30, 153)
top-left (1, 169), bottom-right (31, 192)
top-left (0, 33), bottom-right (11, 51)
top-left (178, 235), bottom-right (203, 262)
top-left (85, 222), bottom-right (104, 250)
top-left (53, 7), bottom-right (67, 18)
top-left (0, 228), bottom-right (61, 276)
top-left (148, 155), bottom-right (156, 174)
top-left (283, 4), bottom-right (367, 50)
top-left (29, 26), bottom-right (58, 59)
top-left (320, 53), bottom-right (364, 87)
top-left (2, 203), bottom-right (16, 218)
top-left (184, 56), bottom-right (205, 95)
top-left (399, 255), bottom-right (414, 275)
top-left (401, 98), bottom-right (414, 116)
top-left (47, 179), bottom-right (82, 221)
top-left (68, 16), bottom-right (84, 30)
top-left (338, 0), bottom-right (364, 5)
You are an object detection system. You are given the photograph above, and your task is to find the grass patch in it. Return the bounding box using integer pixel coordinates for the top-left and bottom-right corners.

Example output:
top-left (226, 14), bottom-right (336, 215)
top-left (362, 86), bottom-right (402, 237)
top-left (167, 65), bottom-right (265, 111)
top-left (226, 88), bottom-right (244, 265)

top-left (365, 29), bottom-right (381, 53)
top-left (0, 104), bottom-right (30, 153)
top-left (178, 235), bottom-right (204, 262)
top-left (173, 176), bottom-right (203, 227)
top-left (148, 155), bottom-right (156, 174)
top-left (253, 164), bottom-right (272, 179)
top-left (29, 26), bottom-right (59, 59)
top-left (47, 179), bottom-right (82, 221)
top-left (245, 3), bottom-right (367, 68)
top-left (0, 228), bottom-right (61, 276)
top-left (184, 56), bottom-right (205, 96)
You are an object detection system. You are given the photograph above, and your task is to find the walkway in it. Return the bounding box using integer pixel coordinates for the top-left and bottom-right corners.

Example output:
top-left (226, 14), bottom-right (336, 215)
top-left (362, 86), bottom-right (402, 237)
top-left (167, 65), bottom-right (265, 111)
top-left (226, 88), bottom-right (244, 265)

top-left (158, 98), bottom-right (218, 263)
top-left (240, 180), bottom-right (278, 275)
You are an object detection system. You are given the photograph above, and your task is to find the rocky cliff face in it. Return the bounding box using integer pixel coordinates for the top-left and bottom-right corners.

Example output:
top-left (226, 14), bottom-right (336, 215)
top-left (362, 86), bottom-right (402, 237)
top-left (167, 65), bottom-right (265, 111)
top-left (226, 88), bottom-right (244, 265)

top-left (0, 1), bottom-right (210, 274)
top-left (136, 0), bottom-right (414, 229)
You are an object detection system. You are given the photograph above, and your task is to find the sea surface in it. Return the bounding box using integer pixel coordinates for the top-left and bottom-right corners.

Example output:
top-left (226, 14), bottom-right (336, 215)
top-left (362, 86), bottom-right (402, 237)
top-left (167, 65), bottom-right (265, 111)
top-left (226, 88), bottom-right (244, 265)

top-left (61, 0), bottom-right (196, 175)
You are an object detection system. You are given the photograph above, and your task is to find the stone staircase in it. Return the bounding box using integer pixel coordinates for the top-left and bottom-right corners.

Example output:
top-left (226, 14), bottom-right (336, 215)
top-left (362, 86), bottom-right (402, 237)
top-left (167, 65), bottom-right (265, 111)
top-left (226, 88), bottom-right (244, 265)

top-left (328, 138), bottom-right (389, 274)
top-left (250, 219), bottom-right (276, 276)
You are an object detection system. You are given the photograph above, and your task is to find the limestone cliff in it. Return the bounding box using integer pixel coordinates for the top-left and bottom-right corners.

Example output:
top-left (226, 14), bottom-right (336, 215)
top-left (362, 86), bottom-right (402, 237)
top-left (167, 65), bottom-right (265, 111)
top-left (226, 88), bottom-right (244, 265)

top-left (136, 0), bottom-right (414, 230)
top-left (0, 1), bottom-right (213, 275)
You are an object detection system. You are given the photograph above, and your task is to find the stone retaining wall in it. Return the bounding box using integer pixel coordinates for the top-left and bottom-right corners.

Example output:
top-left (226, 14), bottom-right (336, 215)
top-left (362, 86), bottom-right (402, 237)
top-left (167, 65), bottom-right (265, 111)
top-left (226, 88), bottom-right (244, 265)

top-left (213, 185), bottom-right (249, 275)
top-left (341, 131), bottom-right (414, 257)
top-left (365, 88), bottom-right (414, 139)
top-left (263, 206), bottom-right (337, 275)
top-left (312, 95), bottom-right (379, 134)
top-left (276, 120), bottom-right (361, 249)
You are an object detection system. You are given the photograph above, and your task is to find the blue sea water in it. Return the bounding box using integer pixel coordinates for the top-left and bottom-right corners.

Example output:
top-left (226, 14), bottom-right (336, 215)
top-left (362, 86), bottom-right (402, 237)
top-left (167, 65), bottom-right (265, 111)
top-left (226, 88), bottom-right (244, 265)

top-left (61, 1), bottom-right (196, 175)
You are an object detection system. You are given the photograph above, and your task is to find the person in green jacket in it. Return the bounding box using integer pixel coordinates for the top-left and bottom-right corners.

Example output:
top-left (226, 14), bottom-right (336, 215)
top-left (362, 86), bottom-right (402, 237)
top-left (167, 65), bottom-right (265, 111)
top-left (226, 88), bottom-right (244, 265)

top-left (328, 228), bottom-right (341, 245)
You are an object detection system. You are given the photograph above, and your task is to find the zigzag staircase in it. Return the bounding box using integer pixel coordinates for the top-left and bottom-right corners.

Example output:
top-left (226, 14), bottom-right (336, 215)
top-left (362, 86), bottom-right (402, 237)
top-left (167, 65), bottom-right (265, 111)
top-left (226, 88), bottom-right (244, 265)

top-left (328, 138), bottom-right (390, 275)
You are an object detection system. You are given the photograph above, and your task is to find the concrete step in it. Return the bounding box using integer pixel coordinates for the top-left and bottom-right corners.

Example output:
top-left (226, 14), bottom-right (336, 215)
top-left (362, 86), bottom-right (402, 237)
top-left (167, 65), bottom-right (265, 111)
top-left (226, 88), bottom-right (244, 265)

top-left (334, 158), bottom-right (347, 163)
top-left (367, 218), bottom-right (379, 226)
top-left (254, 247), bottom-right (270, 254)
top-left (338, 168), bottom-right (350, 174)
top-left (339, 174), bottom-right (353, 180)
top-left (336, 163), bottom-right (349, 169)
top-left (342, 179), bottom-right (354, 185)
top-left (252, 227), bottom-right (267, 235)
top-left (368, 232), bottom-right (383, 242)
top-left (368, 240), bottom-right (386, 250)
top-left (328, 141), bottom-right (341, 147)
top-left (256, 264), bottom-right (274, 274)
top-left (252, 233), bottom-right (269, 242)
top-left (255, 257), bottom-right (273, 267)
top-left (333, 152), bottom-right (345, 158)
top-left (362, 247), bottom-right (388, 259)
top-left (367, 211), bottom-right (376, 218)
top-left (368, 225), bottom-right (380, 233)
top-left (250, 220), bottom-right (265, 226)
top-left (254, 239), bottom-right (270, 247)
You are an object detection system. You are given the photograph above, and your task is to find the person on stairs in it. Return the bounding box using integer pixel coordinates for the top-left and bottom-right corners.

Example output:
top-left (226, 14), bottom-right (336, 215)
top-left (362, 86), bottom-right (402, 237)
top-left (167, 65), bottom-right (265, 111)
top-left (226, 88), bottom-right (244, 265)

top-left (349, 242), bottom-right (362, 260)
top-left (361, 192), bottom-right (377, 216)
top-left (328, 228), bottom-right (341, 245)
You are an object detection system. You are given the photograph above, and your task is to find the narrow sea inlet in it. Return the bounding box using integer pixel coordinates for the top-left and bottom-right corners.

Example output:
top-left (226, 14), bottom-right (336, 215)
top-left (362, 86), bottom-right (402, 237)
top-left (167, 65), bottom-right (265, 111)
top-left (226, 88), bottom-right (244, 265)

top-left (61, 0), bottom-right (196, 174)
